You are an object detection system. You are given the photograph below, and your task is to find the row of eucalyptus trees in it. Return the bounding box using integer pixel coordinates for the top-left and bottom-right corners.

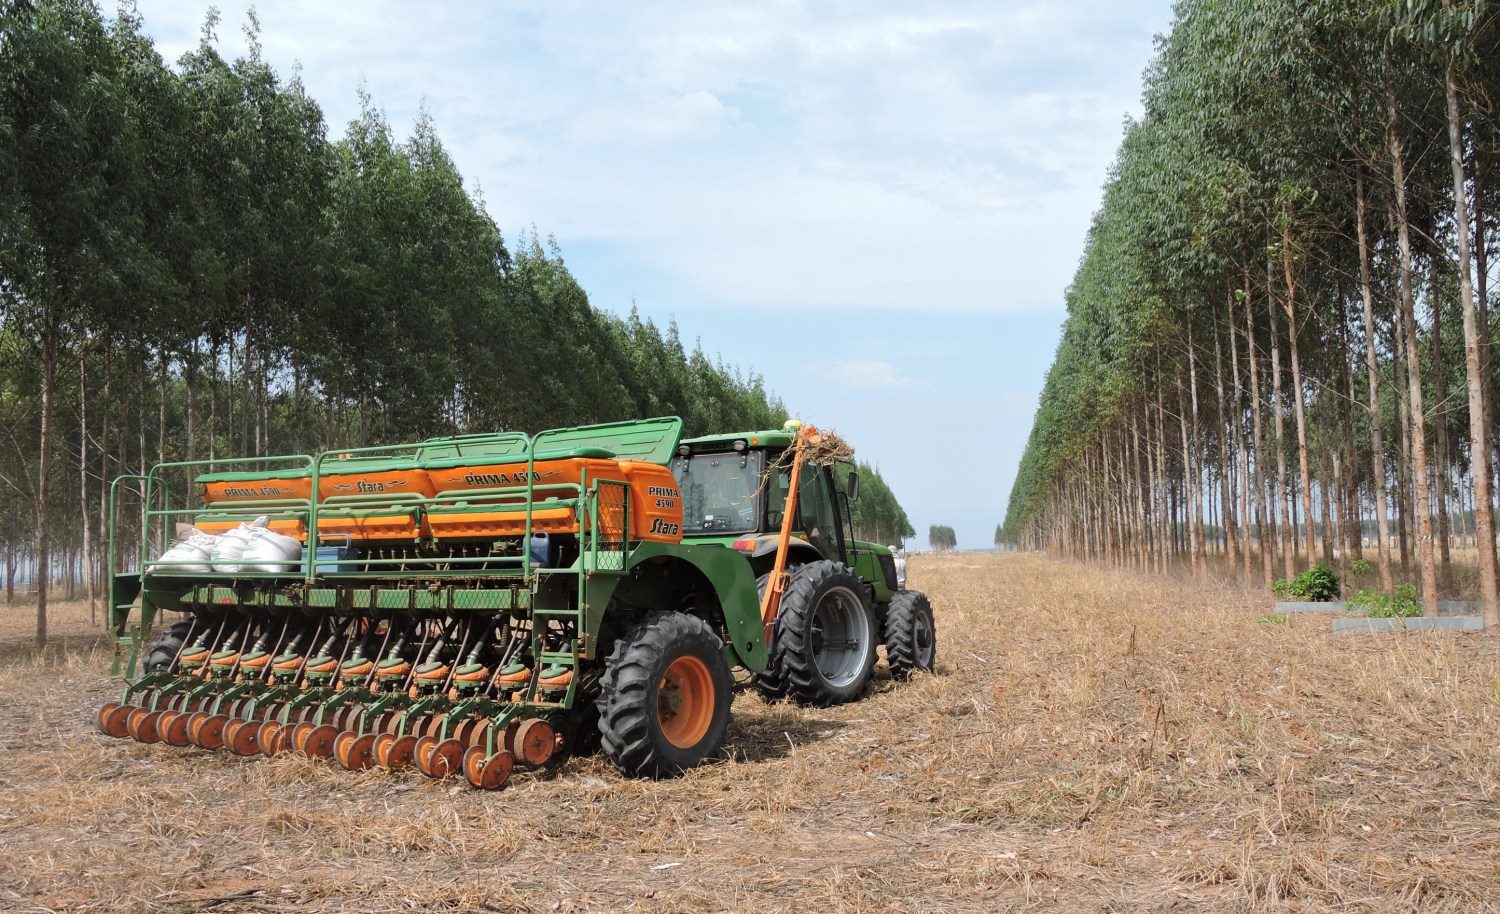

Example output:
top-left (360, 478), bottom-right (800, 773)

top-left (0, 2), bottom-right (917, 646)
top-left (1005, 0), bottom-right (1500, 627)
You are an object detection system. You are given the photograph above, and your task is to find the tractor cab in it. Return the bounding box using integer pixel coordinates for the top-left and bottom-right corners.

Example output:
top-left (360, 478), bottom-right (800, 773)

top-left (671, 426), bottom-right (898, 602)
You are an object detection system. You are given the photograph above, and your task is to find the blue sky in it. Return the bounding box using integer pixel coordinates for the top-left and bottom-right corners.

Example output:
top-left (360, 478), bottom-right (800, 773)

top-left (133, 0), bottom-right (1174, 549)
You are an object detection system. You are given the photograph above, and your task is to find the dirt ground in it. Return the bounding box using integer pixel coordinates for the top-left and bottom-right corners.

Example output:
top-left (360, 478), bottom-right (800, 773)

top-left (1, 553), bottom-right (1496, 913)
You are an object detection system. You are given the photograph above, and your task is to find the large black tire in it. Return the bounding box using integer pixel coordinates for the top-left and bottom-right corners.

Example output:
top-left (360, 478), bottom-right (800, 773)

top-left (884, 590), bottom-right (936, 680)
top-left (597, 612), bottom-right (733, 778)
top-left (761, 561), bottom-right (877, 708)
top-left (143, 620), bottom-right (195, 673)
top-left (750, 573), bottom-right (791, 700)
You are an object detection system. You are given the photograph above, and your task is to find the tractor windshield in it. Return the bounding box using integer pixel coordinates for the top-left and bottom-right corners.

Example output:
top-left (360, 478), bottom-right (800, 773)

top-left (672, 450), bottom-right (764, 535)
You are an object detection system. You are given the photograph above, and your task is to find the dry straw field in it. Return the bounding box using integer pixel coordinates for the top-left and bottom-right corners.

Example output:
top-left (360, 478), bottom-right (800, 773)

top-left (1, 553), bottom-right (1496, 913)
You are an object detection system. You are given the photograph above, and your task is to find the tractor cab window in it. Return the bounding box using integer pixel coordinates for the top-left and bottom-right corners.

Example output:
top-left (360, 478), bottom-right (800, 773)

top-left (672, 451), bottom-right (763, 535)
top-left (797, 467), bottom-right (844, 562)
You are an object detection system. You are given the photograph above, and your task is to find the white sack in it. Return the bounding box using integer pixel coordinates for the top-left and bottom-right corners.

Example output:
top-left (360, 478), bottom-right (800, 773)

top-left (242, 528), bottom-right (303, 573)
top-left (210, 516), bottom-right (269, 573)
top-left (155, 529), bottom-right (219, 575)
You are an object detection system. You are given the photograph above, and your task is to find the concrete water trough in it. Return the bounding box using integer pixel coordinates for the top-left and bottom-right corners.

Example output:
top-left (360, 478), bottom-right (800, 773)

top-left (1331, 615), bottom-right (1485, 633)
top-left (1274, 601), bottom-right (1351, 614)
top-left (1275, 600), bottom-right (1483, 616)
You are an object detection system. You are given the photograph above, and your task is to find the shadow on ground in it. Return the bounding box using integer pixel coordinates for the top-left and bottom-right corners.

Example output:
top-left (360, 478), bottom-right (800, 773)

top-left (724, 704), bottom-right (848, 763)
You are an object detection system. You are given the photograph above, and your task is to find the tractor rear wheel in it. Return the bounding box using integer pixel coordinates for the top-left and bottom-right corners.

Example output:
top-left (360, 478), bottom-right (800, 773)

top-left (760, 561), bottom-right (876, 707)
top-left (883, 589), bottom-right (936, 679)
top-left (142, 620), bottom-right (194, 673)
top-left (597, 611), bottom-right (732, 778)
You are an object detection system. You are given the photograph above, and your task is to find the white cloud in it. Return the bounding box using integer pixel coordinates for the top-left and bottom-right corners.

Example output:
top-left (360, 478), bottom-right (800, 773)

top-left (131, 0), bottom-right (1173, 314)
top-left (811, 360), bottom-right (928, 391)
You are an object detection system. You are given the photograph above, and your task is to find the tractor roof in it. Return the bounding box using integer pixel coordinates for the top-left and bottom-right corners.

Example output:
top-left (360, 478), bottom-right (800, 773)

top-left (681, 428), bottom-right (795, 450)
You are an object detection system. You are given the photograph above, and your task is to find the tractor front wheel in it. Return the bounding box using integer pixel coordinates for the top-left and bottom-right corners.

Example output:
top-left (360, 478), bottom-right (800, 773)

top-left (597, 612), bottom-right (732, 778)
top-left (761, 561), bottom-right (877, 707)
top-left (883, 589), bottom-right (936, 679)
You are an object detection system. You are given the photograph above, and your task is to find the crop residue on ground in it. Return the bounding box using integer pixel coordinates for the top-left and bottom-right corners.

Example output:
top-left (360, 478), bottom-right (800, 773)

top-left (1, 553), bottom-right (1496, 913)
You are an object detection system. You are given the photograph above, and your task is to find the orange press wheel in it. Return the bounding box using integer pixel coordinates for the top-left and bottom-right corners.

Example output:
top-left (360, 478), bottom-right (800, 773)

top-left (333, 731), bottom-right (359, 770)
top-left (183, 711), bottom-right (210, 744)
top-left (475, 750), bottom-right (514, 790)
top-left (135, 710), bottom-right (164, 744)
top-left (463, 745), bottom-right (486, 786)
top-left (98, 703), bottom-right (131, 738)
top-left (257, 720), bottom-right (283, 757)
top-left (227, 720), bottom-right (263, 756)
top-left (512, 718), bottom-right (557, 768)
top-left (346, 733), bottom-right (378, 771)
top-left (304, 724), bottom-right (338, 759)
top-left (272, 722), bottom-right (298, 756)
top-left (452, 716), bottom-right (483, 746)
top-left (413, 735), bottom-right (440, 777)
top-left (371, 733), bottom-right (397, 768)
top-left (291, 721), bottom-right (317, 755)
top-left (161, 710), bottom-right (193, 746)
top-left (428, 738), bottom-right (465, 779)
top-left (196, 714), bottom-right (229, 750)
top-left (125, 707), bottom-right (152, 741)
top-left (386, 734), bottom-right (418, 769)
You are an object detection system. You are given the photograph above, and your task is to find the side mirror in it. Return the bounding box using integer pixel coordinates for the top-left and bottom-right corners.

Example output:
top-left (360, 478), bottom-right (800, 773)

top-left (846, 470), bottom-right (859, 502)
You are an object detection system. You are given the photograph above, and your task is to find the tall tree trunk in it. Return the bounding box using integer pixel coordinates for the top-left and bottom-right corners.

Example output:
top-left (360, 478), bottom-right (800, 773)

top-left (1177, 374), bottom-right (1199, 575)
top-left (1281, 225), bottom-right (1318, 562)
top-left (1356, 169), bottom-right (1398, 591)
top-left (35, 325), bottom-right (56, 649)
top-left (1214, 317), bottom-right (1238, 570)
top-left (1394, 322), bottom-right (1413, 569)
top-left (1267, 274), bottom-right (1295, 578)
top-left (5, 504), bottom-right (15, 604)
top-left (1245, 272), bottom-right (1274, 587)
top-left (80, 353), bottom-right (95, 626)
top-left (1445, 64), bottom-right (1499, 629)
top-left (1229, 291), bottom-right (1253, 578)
top-left (1431, 275), bottom-right (1452, 572)
top-left (1387, 57), bottom-right (1439, 616)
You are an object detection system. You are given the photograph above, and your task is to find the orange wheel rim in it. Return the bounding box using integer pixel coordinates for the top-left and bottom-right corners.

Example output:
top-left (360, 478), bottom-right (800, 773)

top-left (477, 749), bottom-right (514, 790)
top-left (463, 746), bottom-right (486, 786)
top-left (258, 721), bottom-right (282, 757)
top-left (164, 712), bottom-right (193, 746)
top-left (136, 711), bottom-right (163, 744)
top-left (334, 732), bottom-right (357, 769)
top-left (431, 739), bottom-right (465, 778)
top-left (100, 704), bottom-right (131, 738)
top-left (658, 655), bottom-right (714, 750)
top-left (349, 733), bottom-right (377, 770)
top-left (388, 735), bottom-right (417, 769)
top-left (198, 715), bottom-right (228, 750)
top-left (372, 733), bottom-right (395, 768)
top-left (229, 721), bottom-right (262, 756)
top-left (307, 725), bottom-right (338, 758)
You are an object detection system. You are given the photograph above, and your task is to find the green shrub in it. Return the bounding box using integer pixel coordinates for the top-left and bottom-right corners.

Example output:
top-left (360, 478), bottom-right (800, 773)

top-left (1350, 558), bottom-right (1372, 575)
top-left (1347, 584), bottom-right (1422, 618)
top-left (1272, 564), bottom-right (1340, 601)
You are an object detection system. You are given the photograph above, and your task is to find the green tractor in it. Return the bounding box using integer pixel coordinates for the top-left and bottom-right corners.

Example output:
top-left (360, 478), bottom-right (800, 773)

top-left (97, 417), bottom-right (935, 787)
top-left (670, 425), bottom-right (937, 706)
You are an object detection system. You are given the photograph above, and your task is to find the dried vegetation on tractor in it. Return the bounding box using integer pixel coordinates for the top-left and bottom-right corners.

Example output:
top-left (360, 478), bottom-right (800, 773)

top-left (3, 553), bottom-right (1498, 913)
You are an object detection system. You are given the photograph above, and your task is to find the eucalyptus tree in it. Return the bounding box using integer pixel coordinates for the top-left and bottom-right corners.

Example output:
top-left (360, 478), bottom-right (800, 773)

top-left (1007, 0), bottom-right (1500, 629)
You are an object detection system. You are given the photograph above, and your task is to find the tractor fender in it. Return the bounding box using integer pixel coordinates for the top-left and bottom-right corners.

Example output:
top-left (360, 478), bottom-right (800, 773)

top-left (596, 541), bottom-right (768, 672)
top-left (737, 534), bottom-right (822, 565)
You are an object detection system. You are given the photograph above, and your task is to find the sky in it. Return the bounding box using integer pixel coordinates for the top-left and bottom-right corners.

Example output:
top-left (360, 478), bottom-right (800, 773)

top-left (133, 0), bottom-right (1175, 550)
